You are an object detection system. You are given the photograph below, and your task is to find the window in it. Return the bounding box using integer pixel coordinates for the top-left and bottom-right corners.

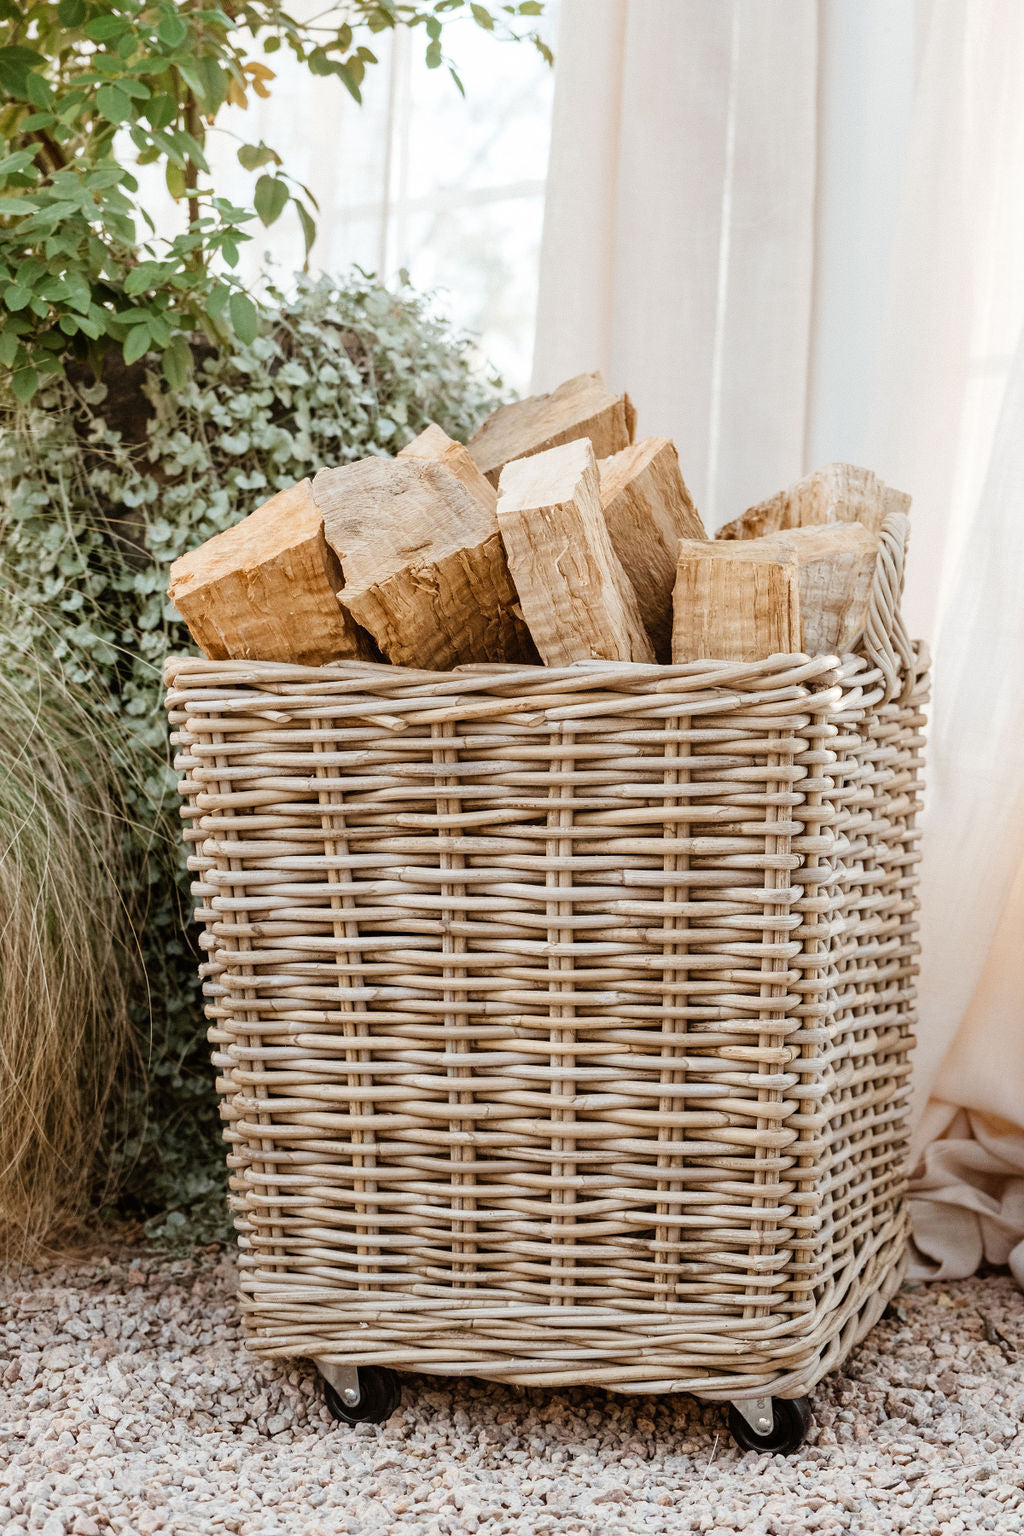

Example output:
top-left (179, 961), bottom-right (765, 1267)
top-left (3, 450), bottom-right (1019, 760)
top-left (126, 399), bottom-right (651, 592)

top-left (136, 9), bottom-right (559, 393)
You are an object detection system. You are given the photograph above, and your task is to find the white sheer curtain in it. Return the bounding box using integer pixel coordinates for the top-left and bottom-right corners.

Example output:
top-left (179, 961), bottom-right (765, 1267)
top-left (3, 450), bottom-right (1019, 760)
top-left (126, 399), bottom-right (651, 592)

top-left (534, 0), bottom-right (1024, 1280)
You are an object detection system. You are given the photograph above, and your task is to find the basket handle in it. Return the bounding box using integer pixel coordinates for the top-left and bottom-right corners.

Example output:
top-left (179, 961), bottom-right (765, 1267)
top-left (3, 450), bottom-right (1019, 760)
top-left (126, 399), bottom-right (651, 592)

top-left (859, 510), bottom-right (916, 703)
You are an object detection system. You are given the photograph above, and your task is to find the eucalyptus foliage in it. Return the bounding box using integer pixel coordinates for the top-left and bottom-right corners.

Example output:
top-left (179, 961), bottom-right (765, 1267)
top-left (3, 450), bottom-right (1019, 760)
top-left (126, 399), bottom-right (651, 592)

top-left (0, 0), bottom-right (548, 400)
top-left (0, 271), bottom-right (502, 1234)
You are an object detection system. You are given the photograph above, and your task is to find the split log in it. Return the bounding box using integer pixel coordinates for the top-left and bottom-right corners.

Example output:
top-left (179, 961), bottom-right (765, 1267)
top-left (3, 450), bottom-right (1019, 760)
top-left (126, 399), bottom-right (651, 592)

top-left (716, 462), bottom-right (910, 541)
top-left (167, 478), bottom-right (372, 666)
top-left (598, 436), bottom-right (707, 662)
top-left (672, 540), bottom-right (800, 663)
top-left (755, 522), bottom-right (879, 655)
top-left (468, 371), bottom-right (634, 488)
top-left (312, 456), bottom-right (534, 669)
top-left (496, 438), bottom-right (655, 665)
top-left (398, 421), bottom-right (497, 518)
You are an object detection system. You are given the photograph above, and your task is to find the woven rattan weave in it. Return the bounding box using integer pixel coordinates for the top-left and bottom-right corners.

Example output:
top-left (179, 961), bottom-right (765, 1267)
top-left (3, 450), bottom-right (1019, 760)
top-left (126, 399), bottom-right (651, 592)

top-left (166, 511), bottom-right (927, 1401)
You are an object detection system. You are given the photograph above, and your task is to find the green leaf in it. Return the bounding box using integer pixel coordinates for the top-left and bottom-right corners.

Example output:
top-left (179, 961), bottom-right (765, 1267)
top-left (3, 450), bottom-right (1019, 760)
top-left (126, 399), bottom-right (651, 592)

top-left (145, 93), bottom-right (177, 130)
top-left (123, 324), bottom-right (152, 365)
top-left (117, 78), bottom-right (151, 102)
top-left (229, 290), bottom-right (259, 346)
top-left (193, 57), bottom-right (227, 112)
top-left (0, 149), bottom-right (36, 175)
top-left (4, 282), bottom-right (32, 310)
top-left (206, 283), bottom-right (230, 318)
top-left (162, 333), bottom-right (192, 390)
top-left (157, 16), bottom-right (188, 48)
top-left (0, 328), bottom-right (19, 364)
top-left (336, 63), bottom-right (362, 104)
top-left (449, 65), bottom-right (465, 97)
top-left (170, 130), bottom-right (209, 175)
top-left (57, 0), bottom-right (87, 23)
top-left (25, 72), bottom-right (54, 109)
top-left (221, 238), bottom-right (239, 267)
top-left (84, 15), bottom-right (128, 41)
top-left (11, 365), bottom-right (39, 401)
top-left (0, 45), bottom-right (45, 96)
top-left (165, 161), bottom-right (186, 200)
top-left (124, 262), bottom-right (162, 294)
top-left (64, 274), bottom-right (91, 312)
top-left (237, 142), bottom-right (280, 172)
top-left (518, 1), bottom-right (543, 12)
top-left (0, 196), bottom-right (40, 215)
top-left (96, 84), bottom-right (133, 123)
top-left (296, 200), bottom-right (316, 260)
top-left (425, 39), bottom-right (442, 68)
top-left (254, 174), bottom-right (289, 227)
top-left (471, 4), bottom-right (495, 28)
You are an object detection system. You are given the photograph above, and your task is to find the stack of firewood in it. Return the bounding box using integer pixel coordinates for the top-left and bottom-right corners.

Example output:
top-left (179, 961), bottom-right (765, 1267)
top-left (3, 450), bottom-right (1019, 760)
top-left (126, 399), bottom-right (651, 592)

top-left (169, 372), bottom-right (909, 670)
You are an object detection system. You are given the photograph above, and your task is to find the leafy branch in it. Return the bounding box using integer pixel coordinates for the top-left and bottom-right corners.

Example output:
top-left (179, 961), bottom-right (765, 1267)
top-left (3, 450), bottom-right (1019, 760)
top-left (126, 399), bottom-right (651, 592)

top-left (0, 1), bottom-right (549, 399)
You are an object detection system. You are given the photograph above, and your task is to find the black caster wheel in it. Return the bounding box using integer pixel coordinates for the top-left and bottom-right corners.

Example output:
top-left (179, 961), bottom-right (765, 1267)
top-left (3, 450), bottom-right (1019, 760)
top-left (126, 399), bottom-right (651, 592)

top-left (727, 1397), bottom-right (813, 1455)
top-left (324, 1366), bottom-right (401, 1426)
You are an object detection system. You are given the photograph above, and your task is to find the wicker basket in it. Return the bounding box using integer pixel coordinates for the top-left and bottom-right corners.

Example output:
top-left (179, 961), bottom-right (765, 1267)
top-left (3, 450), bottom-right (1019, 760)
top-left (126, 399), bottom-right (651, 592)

top-left (166, 511), bottom-right (928, 1410)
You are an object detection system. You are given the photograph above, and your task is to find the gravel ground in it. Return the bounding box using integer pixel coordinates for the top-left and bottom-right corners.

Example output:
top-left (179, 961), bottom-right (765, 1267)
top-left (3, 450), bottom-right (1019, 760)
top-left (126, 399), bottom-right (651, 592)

top-left (2, 1247), bottom-right (1023, 1536)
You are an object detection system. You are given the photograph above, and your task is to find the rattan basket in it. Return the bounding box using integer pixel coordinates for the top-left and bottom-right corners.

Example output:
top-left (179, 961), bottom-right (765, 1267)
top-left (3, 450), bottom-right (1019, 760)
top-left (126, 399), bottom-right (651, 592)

top-left (166, 511), bottom-right (928, 1443)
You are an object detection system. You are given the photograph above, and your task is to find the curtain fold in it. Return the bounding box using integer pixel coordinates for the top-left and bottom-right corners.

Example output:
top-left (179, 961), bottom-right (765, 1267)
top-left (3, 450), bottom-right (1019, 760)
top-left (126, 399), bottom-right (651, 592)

top-left (533, 0), bottom-right (818, 530)
top-left (534, 0), bottom-right (1024, 1281)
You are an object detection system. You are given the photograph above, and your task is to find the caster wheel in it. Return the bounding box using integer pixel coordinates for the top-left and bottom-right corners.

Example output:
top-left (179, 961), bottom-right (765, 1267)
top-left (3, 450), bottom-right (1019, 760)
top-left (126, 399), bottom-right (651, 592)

top-left (324, 1366), bottom-right (401, 1426)
top-left (727, 1396), bottom-right (813, 1455)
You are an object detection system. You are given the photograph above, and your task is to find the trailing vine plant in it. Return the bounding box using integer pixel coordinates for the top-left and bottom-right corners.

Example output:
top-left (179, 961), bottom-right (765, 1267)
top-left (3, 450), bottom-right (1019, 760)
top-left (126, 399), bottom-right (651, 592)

top-left (0, 271), bottom-right (503, 1238)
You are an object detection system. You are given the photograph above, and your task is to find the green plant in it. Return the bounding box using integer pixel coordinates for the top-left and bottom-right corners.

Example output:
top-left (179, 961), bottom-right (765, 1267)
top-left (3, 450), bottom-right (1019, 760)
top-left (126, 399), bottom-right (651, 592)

top-left (0, 0), bottom-right (549, 400)
top-left (0, 269), bottom-right (503, 1239)
top-left (0, 635), bottom-right (137, 1257)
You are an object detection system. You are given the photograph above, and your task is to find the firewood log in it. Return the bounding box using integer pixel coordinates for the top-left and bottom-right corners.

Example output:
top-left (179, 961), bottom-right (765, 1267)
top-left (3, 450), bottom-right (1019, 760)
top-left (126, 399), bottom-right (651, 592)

top-left (716, 462), bottom-right (910, 541)
top-left (672, 540), bottom-right (800, 663)
top-left (496, 438), bottom-right (655, 665)
top-left (398, 421), bottom-right (497, 517)
top-left (757, 522), bottom-right (879, 655)
top-left (312, 456), bottom-right (535, 669)
top-left (167, 478), bottom-right (372, 666)
top-left (468, 372), bottom-right (633, 488)
top-left (598, 436), bottom-right (707, 661)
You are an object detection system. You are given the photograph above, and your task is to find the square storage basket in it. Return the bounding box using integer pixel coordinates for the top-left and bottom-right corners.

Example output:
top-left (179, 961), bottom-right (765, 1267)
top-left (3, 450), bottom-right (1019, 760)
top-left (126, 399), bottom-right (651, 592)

top-left (166, 515), bottom-right (928, 1404)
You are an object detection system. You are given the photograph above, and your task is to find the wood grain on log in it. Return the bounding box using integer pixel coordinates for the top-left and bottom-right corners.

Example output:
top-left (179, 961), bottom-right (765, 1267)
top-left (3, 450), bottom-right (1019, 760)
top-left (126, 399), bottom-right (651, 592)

top-left (313, 456), bottom-right (534, 669)
top-left (168, 478), bottom-right (372, 666)
top-left (598, 436), bottom-right (707, 661)
top-left (496, 438), bottom-right (655, 665)
top-left (672, 540), bottom-right (800, 663)
top-left (398, 421), bottom-right (497, 517)
top-left (756, 522), bottom-right (879, 655)
top-left (716, 462), bottom-right (910, 541)
top-left (468, 372), bottom-right (633, 488)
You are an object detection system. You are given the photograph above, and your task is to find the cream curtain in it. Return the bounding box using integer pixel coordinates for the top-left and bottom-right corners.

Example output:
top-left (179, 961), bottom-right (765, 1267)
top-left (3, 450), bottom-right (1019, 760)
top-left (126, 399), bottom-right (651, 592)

top-left (534, 0), bottom-right (1024, 1279)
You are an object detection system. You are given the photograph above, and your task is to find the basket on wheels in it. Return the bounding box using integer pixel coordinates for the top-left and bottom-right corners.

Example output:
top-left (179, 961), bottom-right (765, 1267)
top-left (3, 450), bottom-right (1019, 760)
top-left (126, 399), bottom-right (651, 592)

top-left (165, 511), bottom-right (928, 1453)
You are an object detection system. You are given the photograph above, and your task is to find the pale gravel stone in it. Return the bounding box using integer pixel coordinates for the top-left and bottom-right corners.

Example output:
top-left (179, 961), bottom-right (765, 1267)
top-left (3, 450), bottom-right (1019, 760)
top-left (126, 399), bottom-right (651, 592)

top-left (2, 1252), bottom-right (1024, 1535)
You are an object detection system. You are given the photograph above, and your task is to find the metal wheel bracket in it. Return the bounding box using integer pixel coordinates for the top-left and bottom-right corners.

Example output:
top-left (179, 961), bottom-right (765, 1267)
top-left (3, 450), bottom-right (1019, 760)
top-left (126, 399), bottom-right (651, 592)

top-left (318, 1361), bottom-right (361, 1408)
top-left (732, 1396), bottom-right (774, 1436)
